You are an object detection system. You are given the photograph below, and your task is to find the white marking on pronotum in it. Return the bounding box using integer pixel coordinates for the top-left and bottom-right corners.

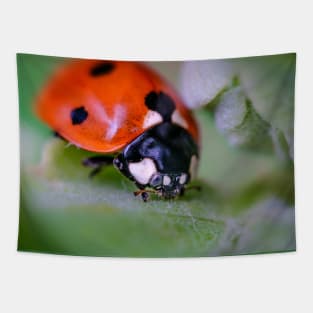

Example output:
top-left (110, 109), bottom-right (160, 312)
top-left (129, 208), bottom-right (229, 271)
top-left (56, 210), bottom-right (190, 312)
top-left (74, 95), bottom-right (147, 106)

top-left (171, 110), bottom-right (188, 129)
top-left (143, 110), bottom-right (163, 129)
top-left (179, 173), bottom-right (187, 185)
top-left (163, 175), bottom-right (171, 186)
top-left (92, 100), bottom-right (126, 141)
top-left (189, 155), bottom-right (198, 180)
top-left (128, 158), bottom-right (157, 185)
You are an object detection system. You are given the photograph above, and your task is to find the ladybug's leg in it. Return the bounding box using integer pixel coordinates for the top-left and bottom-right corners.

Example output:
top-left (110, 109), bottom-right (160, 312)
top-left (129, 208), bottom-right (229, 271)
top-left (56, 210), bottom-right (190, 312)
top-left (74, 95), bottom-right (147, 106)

top-left (82, 155), bottom-right (114, 178)
top-left (53, 131), bottom-right (66, 141)
top-left (133, 182), bottom-right (147, 201)
top-left (133, 190), bottom-right (148, 202)
top-left (133, 186), bottom-right (157, 202)
top-left (133, 189), bottom-right (151, 202)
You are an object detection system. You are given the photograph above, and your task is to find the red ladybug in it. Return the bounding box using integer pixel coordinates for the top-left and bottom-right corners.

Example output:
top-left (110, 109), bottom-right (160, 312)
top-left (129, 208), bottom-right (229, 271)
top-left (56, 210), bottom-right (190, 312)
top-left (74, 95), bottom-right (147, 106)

top-left (36, 59), bottom-right (200, 201)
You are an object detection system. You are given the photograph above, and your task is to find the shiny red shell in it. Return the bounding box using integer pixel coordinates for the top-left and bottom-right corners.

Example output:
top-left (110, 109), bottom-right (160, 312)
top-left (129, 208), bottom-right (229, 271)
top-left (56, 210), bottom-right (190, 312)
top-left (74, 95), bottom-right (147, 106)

top-left (36, 59), bottom-right (199, 153)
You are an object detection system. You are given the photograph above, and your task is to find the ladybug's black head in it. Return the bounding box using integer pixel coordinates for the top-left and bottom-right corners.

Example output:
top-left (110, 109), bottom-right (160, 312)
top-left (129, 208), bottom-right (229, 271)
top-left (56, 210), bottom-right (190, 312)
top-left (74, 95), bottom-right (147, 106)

top-left (149, 172), bottom-right (189, 198)
top-left (113, 122), bottom-right (199, 199)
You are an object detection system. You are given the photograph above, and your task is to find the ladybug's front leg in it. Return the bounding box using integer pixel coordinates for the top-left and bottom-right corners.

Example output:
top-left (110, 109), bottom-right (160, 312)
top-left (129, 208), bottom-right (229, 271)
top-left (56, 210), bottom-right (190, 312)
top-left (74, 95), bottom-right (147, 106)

top-left (82, 155), bottom-right (114, 178)
top-left (53, 131), bottom-right (66, 140)
top-left (133, 182), bottom-right (155, 202)
top-left (133, 189), bottom-right (150, 202)
top-left (132, 182), bottom-right (149, 202)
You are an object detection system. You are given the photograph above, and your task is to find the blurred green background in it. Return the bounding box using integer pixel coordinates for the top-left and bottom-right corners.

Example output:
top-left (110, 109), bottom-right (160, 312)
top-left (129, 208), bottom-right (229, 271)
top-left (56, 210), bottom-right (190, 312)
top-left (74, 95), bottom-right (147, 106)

top-left (17, 53), bottom-right (295, 257)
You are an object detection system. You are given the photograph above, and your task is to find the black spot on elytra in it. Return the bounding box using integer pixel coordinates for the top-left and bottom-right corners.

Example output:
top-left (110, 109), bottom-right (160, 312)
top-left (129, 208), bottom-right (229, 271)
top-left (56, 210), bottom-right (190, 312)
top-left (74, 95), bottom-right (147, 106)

top-left (90, 62), bottom-right (115, 76)
top-left (71, 106), bottom-right (88, 125)
top-left (144, 91), bottom-right (175, 121)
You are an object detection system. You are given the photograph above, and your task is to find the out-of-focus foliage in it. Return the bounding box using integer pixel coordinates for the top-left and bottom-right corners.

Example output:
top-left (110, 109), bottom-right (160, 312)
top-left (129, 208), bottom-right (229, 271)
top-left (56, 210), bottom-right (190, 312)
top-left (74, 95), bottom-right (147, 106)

top-left (18, 53), bottom-right (296, 257)
top-left (180, 59), bottom-right (234, 109)
top-left (181, 54), bottom-right (295, 159)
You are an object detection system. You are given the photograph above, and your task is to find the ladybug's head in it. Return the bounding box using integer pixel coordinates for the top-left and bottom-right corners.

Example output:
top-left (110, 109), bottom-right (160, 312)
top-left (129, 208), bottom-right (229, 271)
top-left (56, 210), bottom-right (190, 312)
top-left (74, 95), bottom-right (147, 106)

top-left (114, 155), bottom-right (191, 199)
top-left (149, 172), bottom-right (189, 198)
top-left (113, 122), bottom-right (199, 200)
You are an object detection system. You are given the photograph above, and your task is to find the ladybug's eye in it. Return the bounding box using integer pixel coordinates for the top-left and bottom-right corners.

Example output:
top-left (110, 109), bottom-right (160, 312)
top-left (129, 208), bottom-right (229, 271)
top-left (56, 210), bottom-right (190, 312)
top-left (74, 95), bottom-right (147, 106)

top-left (150, 173), bottom-right (162, 187)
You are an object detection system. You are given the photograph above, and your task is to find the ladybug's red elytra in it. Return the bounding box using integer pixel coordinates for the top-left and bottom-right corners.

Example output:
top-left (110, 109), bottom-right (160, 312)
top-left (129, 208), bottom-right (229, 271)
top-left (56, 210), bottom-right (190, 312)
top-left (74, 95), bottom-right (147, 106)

top-left (36, 59), bottom-right (200, 201)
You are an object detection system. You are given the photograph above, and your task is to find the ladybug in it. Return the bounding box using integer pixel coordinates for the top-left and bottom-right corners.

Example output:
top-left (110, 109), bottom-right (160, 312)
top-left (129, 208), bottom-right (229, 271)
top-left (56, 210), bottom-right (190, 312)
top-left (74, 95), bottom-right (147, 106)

top-left (36, 59), bottom-right (200, 201)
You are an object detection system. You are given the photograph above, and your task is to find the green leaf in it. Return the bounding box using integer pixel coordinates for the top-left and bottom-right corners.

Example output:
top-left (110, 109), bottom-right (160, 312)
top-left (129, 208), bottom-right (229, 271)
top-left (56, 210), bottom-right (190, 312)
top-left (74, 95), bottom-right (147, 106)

top-left (19, 123), bottom-right (295, 257)
top-left (181, 54), bottom-right (295, 160)
top-left (214, 87), bottom-right (272, 151)
top-left (18, 54), bottom-right (295, 257)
